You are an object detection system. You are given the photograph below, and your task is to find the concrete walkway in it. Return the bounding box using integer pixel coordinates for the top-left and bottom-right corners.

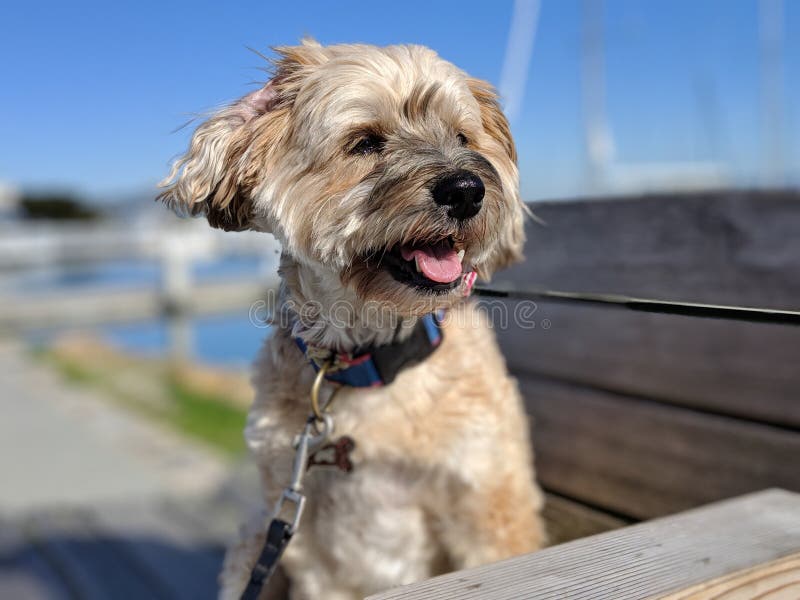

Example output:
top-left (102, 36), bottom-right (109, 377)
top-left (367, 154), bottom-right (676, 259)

top-left (0, 341), bottom-right (229, 515)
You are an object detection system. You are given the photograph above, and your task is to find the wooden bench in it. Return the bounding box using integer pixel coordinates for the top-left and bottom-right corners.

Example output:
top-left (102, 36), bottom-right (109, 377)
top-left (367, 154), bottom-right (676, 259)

top-left (493, 190), bottom-right (800, 542)
top-left (370, 489), bottom-right (800, 599)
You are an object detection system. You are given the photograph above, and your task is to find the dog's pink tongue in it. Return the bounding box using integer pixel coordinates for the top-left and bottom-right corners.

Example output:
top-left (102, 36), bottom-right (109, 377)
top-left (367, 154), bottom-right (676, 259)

top-left (401, 244), bottom-right (462, 283)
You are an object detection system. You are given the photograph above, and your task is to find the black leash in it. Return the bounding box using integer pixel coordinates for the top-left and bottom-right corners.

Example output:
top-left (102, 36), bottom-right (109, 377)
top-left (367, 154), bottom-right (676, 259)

top-left (240, 519), bottom-right (293, 600)
top-left (240, 375), bottom-right (336, 600)
top-left (473, 286), bottom-right (800, 327)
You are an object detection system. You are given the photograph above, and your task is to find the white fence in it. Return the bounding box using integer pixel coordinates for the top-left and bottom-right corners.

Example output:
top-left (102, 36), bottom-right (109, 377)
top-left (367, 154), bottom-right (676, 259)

top-left (0, 219), bottom-right (280, 270)
top-left (0, 220), bottom-right (281, 356)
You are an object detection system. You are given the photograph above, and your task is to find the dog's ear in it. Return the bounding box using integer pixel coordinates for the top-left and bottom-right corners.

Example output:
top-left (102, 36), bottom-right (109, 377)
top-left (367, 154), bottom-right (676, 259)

top-left (467, 78), bottom-right (526, 278)
top-left (158, 41), bottom-right (328, 232)
top-left (158, 81), bottom-right (285, 231)
top-left (467, 78), bottom-right (518, 165)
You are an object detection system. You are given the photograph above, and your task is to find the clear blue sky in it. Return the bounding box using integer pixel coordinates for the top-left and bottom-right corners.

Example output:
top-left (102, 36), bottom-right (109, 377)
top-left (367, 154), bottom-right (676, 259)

top-left (1, 0), bottom-right (797, 201)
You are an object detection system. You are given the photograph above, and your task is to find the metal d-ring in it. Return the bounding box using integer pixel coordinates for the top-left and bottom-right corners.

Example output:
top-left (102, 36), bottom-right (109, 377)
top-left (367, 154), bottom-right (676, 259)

top-left (310, 360), bottom-right (340, 422)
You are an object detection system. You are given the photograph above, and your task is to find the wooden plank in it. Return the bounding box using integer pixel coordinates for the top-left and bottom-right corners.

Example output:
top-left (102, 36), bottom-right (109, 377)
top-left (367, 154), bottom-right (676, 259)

top-left (662, 553), bottom-right (800, 599)
top-left (368, 489), bottom-right (800, 600)
top-left (542, 493), bottom-right (628, 546)
top-left (493, 300), bottom-right (800, 428)
top-left (519, 375), bottom-right (800, 519)
top-left (509, 190), bottom-right (800, 311)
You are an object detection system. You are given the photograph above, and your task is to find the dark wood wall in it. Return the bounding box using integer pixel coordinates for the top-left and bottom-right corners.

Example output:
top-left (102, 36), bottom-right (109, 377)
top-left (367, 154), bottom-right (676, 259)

top-left (492, 190), bottom-right (800, 527)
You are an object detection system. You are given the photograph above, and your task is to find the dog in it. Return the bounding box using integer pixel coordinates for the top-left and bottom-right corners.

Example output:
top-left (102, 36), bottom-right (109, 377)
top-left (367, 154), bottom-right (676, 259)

top-left (160, 39), bottom-right (545, 600)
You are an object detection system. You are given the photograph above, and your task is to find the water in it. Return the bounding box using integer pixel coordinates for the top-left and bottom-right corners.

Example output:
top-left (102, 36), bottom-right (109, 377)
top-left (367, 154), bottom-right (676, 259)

top-left (6, 255), bottom-right (268, 294)
top-left (17, 256), bottom-right (274, 367)
top-left (101, 313), bottom-right (270, 367)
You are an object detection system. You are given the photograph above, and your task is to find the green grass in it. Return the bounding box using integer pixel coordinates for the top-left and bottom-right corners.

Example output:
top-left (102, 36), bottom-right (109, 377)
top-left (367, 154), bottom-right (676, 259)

top-left (56, 358), bottom-right (99, 385)
top-left (42, 351), bottom-right (248, 458)
top-left (165, 378), bottom-right (248, 456)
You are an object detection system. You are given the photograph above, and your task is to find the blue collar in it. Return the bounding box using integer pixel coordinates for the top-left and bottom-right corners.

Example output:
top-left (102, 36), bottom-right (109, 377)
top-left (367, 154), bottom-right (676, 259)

top-left (294, 312), bottom-right (444, 388)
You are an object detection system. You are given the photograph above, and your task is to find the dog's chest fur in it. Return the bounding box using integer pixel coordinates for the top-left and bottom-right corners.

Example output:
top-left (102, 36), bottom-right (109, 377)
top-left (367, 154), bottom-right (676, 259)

top-left (244, 302), bottom-right (537, 596)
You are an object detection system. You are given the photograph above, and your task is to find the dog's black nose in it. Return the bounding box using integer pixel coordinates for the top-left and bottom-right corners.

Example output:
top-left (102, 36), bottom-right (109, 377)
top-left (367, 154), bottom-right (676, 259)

top-left (432, 171), bottom-right (484, 220)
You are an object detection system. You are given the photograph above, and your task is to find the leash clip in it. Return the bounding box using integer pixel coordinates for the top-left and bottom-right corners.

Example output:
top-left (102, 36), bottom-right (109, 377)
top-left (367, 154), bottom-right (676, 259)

top-left (240, 366), bottom-right (338, 600)
top-left (278, 414), bottom-right (334, 532)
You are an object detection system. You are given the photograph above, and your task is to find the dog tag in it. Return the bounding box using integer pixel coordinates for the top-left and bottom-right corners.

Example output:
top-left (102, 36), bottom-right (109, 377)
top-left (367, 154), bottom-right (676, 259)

top-left (307, 436), bottom-right (356, 472)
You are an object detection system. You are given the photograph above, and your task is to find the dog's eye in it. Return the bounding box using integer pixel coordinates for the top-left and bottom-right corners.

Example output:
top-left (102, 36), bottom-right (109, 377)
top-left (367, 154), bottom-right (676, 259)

top-left (350, 134), bottom-right (385, 156)
top-left (457, 132), bottom-right (469, 146)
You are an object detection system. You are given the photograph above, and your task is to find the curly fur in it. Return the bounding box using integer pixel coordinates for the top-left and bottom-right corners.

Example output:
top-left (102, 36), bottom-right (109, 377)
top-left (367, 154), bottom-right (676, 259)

top-left (160, 39), bottom-right (545, 600)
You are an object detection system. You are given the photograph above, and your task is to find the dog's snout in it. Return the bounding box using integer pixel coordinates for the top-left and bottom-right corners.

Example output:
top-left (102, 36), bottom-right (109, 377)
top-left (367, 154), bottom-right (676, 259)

top-left (431, 171), bottom-right (484, 220)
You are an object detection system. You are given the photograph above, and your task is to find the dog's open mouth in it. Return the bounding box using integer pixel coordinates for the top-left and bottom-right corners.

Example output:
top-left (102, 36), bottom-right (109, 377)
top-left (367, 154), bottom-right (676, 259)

top-left (379, 238), bottom-right (467, 292)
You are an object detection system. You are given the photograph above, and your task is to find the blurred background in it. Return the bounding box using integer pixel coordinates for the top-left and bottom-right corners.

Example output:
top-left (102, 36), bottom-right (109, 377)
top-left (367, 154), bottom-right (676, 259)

top-left (0, 1), bottom-right (798, 598)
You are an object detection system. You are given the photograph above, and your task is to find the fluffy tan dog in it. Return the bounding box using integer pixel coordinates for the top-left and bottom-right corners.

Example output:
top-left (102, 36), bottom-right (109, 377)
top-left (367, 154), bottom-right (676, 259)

top-left (160, 40), bottom-right (545, 600)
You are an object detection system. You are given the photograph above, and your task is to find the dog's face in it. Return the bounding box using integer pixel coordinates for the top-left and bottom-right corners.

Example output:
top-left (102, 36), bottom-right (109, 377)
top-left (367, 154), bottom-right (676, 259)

top-left (160, 41), bottom-right (524, 314)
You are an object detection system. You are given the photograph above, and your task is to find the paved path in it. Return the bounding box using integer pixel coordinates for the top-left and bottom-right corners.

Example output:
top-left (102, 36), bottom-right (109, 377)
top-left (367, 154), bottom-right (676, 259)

top-left (0, 340), bottom-right (267, 599)
top-left (0, 341), bottom-right (229, 514)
